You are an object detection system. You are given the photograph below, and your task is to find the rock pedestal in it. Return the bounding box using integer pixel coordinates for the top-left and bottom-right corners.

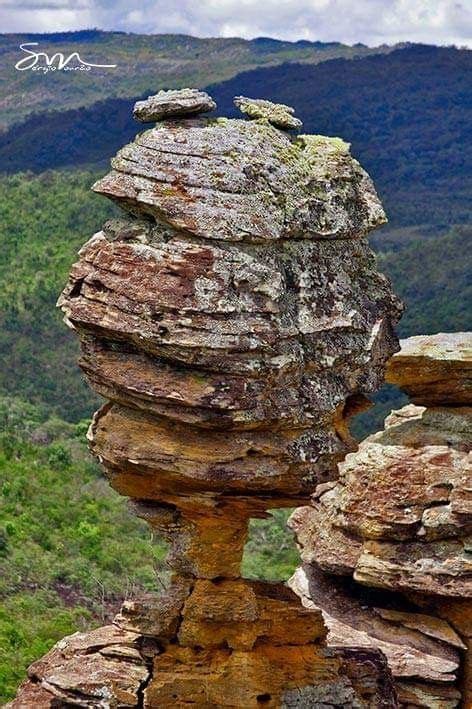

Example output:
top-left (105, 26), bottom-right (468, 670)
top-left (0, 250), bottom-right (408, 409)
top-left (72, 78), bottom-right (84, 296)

top-left (289, 332), bottom-right (472, 707)
top-left (10, 90), bottom-right (402, 707)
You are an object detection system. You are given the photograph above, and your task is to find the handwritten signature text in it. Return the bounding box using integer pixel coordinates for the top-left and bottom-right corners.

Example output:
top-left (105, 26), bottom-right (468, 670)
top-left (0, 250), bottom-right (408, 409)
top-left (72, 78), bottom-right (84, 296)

top-left (15, 43), bottom-right (117, 73)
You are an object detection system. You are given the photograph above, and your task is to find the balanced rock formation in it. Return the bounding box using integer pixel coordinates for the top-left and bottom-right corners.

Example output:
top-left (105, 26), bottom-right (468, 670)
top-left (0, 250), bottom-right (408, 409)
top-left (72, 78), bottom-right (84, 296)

top-left (133, 88), bottom-right (216, 122)
top-left (289, 332), bottom-right (472, 707)
top-left (233, 96), bottom-right (303, 129)
top-left (11, 89), bottom-right (402, 707)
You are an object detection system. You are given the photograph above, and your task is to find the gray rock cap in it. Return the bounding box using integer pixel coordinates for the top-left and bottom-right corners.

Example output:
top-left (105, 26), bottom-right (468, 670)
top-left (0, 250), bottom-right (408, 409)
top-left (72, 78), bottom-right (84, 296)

top-left (133, 88), bottom-right (216, 122)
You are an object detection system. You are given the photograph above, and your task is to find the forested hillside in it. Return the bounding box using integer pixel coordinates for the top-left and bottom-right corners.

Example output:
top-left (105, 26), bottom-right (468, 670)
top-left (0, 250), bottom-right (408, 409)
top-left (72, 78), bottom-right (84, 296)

top-left (0, 171), bottom-right (114, 420)
top-left (2, 45), bottom-right (470, 231)
top-left (0, 30), bottom-right (392, 130)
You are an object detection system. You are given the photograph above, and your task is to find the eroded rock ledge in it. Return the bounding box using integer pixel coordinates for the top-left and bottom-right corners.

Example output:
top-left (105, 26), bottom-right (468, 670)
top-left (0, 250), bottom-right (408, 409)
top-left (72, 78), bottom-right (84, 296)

top-left (11, 89), bottom-right (402, 707)
top-left (289, 332), bottom-right (472, 707)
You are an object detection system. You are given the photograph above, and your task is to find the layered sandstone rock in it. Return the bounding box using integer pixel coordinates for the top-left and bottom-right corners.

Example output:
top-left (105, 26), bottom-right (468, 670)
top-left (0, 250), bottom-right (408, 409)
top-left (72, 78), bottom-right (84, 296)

top-left (11, 626), bottom-right (153, 708)
top-left (11, 89), bottom-right (402, 707)
top-left (291, 403), bottom-right (472, 597)
top-left (290, 565), bottom-right (463, 708)
top-left (386, 332), bottom-right (472, 406)
top-left (290, 333), bottom-right (471, 707)
top-left (12, 619), bottom-right (398, 708)
top-left (133, 88), bottom-right (216, 122)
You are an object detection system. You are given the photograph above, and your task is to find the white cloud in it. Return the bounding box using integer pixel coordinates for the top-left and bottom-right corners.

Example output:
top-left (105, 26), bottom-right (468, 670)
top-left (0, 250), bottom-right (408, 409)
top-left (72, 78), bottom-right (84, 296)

top-left (0, 0), bottom-right (470, 47)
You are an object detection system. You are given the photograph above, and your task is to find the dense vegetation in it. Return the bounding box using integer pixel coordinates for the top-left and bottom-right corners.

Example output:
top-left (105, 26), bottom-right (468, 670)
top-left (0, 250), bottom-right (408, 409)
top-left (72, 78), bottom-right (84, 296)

top-left (0, 396), bottom-right (166, 700)
top-left (353, 222), bottom-right (472, 435)
top-left (373, 224), bottom-right (472, 335)
top-left (0, 395), bottom-right (296, 701)
top-left (0, 170), bottom-right (115, 420)
top-left (0, 31), bottom-right (391, 130)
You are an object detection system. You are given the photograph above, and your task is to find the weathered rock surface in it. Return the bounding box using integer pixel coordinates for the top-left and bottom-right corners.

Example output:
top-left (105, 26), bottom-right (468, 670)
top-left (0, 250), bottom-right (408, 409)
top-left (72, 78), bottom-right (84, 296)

top-left (67, 220), bottom-right (397, 412)
top-left (56, 91), bottom-right (401, 527)
top-left (234, 96), bottom-right (303, 129)
top-left (133, 88), bottom-right (216, 122)
top-left (434, 598), bottom-right (472, 707)
top-left (290, 564), bottom-right (463, 707)
top-left (9, 589), bottom-right (398, 708)
top-left (7, 625), bottom-right (152, 708)
top-left (131, 498), bottom-right (254, 579)
top-left (290, 333), bottom-right (471, 706)
top-left (290, 403), bottom-right (472, 597)
top-left (146, 643), bottom-right (397, 707)
top-left (91, 122), bottom-right (387, 242)
top-left (387, 332), bottom-right (472, 405)
top-left (12, 90), bottom-right (402, 706)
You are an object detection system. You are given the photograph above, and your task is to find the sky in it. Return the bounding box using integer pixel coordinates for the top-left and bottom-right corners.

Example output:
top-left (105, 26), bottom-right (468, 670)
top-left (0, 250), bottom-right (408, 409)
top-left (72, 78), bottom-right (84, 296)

top-left (1, 0), bottom-right (471, 47)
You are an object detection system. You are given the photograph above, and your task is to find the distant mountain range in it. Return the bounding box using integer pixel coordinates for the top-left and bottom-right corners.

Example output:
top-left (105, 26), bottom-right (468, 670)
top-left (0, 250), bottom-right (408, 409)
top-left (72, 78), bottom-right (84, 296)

top-left (0, 30), bottom-right (398, 130)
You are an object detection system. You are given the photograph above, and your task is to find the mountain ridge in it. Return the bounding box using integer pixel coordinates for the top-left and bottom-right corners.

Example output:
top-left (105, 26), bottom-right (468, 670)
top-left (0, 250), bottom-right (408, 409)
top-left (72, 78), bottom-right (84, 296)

top-left (0, 30), bottom-right (400, 130)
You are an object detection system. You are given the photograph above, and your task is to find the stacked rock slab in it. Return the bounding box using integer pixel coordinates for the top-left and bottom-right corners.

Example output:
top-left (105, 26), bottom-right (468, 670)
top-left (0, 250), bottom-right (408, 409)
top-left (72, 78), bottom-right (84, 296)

top-left (11, 89), bottom-right (402, 707)
top-left (289, 332), bottom-right (472, 707)
top-left (290, 564), bottom-right (465, 708)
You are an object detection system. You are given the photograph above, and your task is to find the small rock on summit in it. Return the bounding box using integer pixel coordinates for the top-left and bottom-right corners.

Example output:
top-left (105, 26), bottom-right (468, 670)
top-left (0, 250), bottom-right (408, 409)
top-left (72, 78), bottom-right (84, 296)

top-left (234, 95), bottom-right (303, 129)
top-left (133, 88), bottom-right (216, 122)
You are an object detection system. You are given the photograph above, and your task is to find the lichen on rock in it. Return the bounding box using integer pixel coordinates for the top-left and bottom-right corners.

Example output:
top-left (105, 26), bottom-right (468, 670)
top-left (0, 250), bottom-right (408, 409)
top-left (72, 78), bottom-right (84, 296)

top-left (234, 95), bottom-right (303, 129)
top-left (133, 88), bottom-right (216, 122)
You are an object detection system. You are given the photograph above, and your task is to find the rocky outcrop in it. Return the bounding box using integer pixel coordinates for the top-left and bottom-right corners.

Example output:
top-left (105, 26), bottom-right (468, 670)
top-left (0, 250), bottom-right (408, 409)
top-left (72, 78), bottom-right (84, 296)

top-left (11, 89), bottom-right (402, 707)
top-left (289, 332), bottom-right (471, 707)
top-left (10, 626), bottom-right (153, 708)
top-left (290, 565), bottom-right (463, 708)
top-left (233, 96), bottom-right (303, 129)
top-left (133, 88), bottom-right (216, 122)
top-left (12, 620), bottom-right (397, 708)
top-left (386, 332), bottom-right (471, 406)
top-left (291, 403), bottom-right (471, 597)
